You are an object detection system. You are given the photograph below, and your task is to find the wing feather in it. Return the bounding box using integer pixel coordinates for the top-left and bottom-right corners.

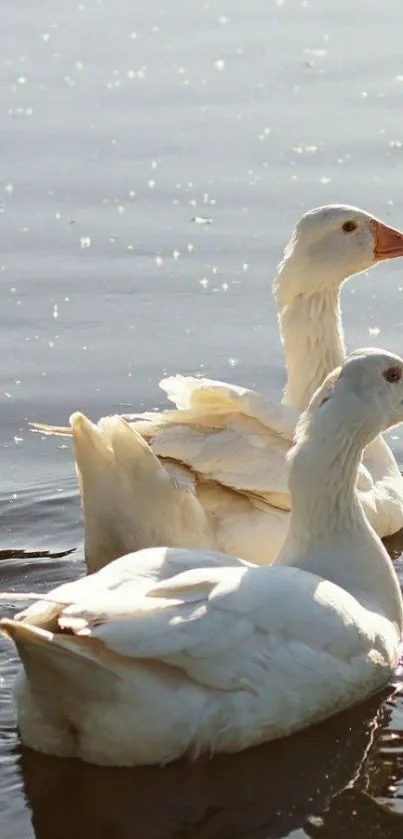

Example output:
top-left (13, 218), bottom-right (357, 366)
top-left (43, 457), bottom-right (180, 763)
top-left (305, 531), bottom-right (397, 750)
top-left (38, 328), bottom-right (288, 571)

top-left (25, 558), bottom-right (380, 696)
top-left (124, 377), bottom-right (298, 505)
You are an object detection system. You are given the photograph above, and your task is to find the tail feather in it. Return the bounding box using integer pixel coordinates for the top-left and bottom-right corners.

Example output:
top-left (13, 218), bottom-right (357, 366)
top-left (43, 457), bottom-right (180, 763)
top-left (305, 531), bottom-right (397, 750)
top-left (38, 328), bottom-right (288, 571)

top-left (0, 591), bottom-right (73, 630)
top-left (71, 412), bottom-right (113, 459)
top-left (31, 410), bottom-right (216, 574)
top-left (30, 421), bottom-right (72, 436)
top-left (70, 412), bottom-right (214, 573)
top-left (72, 412), bottom-right (169, 488)
top-left (1, 617), bottom-right (59, 647)
top-left (95, 415), bottom-right (163, 477)
top-left (0, 618), bottom-right (113, 688)
top-left (0, 591), bottom-right (63, 604)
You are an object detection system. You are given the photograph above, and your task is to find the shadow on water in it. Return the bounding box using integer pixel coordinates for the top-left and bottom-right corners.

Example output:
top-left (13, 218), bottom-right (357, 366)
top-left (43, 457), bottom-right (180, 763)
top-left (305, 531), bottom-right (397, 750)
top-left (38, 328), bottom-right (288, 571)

top-left (0, 549), bottom-right (75, 563)
top-left (17, 688), bottom-right (403, 839)
top-left (305, 790), bottom-right (403, 839)
top-left (383, 528), bottom-right (403, 561)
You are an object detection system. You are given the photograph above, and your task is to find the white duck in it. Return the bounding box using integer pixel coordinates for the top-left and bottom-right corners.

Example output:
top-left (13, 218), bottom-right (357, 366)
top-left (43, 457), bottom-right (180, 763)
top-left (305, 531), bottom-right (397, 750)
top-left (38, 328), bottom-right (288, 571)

top-left (33, 206), bottom-right (403, 570)
top-left (3, 349), bottom-right (403, 767)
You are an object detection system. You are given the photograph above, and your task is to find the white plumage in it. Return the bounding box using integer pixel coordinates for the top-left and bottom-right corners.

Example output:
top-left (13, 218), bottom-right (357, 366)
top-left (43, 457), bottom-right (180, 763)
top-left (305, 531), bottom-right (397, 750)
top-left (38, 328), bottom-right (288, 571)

top-left (2, 349), bottom-right (403, 766)
top-left (32, 206), bottom-right (403, 570)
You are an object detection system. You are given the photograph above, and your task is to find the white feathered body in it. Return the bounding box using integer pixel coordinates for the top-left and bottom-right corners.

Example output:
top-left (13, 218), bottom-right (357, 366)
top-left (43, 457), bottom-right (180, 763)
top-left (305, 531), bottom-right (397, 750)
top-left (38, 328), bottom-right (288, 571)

top-left (7, 547), bottom-right (398, 767)
top-left (32, 207), bottom-right (403, 569)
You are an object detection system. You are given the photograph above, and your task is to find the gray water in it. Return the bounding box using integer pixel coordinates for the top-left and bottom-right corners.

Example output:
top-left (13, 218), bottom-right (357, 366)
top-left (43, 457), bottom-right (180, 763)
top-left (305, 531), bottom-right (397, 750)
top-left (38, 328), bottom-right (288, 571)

top-left (1, 1), bottom-right (403, 836)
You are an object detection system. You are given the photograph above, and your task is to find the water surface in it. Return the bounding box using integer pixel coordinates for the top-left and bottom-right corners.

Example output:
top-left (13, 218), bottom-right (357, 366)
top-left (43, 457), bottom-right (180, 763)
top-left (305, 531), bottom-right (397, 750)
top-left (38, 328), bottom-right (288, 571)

top-left (2, 1), bottom-right (403, 836)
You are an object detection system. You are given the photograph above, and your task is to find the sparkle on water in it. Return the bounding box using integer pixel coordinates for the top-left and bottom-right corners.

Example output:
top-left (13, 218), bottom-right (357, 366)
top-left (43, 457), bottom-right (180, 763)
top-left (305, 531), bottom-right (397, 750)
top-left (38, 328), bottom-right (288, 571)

top-left (1, 1), bottom-right (403, 838)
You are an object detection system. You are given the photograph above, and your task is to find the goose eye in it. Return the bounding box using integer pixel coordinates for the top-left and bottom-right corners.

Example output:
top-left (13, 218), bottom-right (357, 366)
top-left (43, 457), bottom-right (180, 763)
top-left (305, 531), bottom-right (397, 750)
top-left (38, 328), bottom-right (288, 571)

top-left (342, 220), bottom-right (358, 233)
top-left (382, 366), bottom-right (402, 383)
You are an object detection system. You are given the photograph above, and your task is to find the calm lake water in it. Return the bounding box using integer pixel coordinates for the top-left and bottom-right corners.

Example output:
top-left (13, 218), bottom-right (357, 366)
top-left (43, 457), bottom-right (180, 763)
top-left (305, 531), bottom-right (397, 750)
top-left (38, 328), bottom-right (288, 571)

top-left (2, 1), bottom-right (403, 836)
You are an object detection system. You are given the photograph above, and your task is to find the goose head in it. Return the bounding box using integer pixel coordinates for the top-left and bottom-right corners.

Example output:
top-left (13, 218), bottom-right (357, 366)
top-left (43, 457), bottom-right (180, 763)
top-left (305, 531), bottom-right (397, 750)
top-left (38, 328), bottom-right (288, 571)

top-left (274, 205), bottom-right (403, 304)
top-left (300, 349), bottom-right (403, 443)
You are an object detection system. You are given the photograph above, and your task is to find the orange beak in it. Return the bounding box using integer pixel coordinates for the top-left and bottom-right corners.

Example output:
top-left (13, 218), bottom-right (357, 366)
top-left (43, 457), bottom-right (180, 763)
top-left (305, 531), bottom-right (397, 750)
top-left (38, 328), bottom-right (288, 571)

top-left (372, 218), bottom-right (403, 261)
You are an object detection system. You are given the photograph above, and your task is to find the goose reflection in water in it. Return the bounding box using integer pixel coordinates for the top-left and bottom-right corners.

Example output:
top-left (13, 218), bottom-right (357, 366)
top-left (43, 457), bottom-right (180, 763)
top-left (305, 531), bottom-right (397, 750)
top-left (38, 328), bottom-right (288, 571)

top-left (18, 687), bottom-right (403, 839)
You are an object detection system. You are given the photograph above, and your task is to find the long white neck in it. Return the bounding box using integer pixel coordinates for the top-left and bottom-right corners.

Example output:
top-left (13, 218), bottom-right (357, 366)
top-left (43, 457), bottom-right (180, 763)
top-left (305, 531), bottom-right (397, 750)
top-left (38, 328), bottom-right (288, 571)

top-left (276, 407), bottom-right (403, 633)
top-left (274, 264), bottom-right (346, 411)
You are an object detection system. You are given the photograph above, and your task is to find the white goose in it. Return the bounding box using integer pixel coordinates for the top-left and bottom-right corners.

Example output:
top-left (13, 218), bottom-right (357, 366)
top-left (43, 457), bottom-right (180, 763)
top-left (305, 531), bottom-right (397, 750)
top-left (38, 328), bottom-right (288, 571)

top-left (2, 349), bottom-right (403, 767)
top-left (33, 206), bottom-right (403, 571)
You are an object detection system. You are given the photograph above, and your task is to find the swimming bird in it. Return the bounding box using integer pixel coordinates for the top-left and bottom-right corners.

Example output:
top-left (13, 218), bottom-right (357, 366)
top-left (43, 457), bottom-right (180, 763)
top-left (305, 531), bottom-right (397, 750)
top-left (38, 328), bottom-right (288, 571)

top-left (33, 206), bottom-right (403, 569)
top-left (3, 348), bottom-right (403, 766)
